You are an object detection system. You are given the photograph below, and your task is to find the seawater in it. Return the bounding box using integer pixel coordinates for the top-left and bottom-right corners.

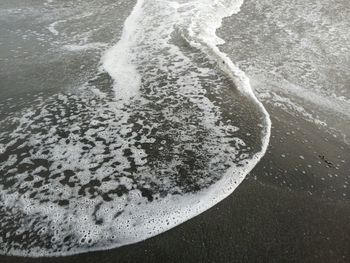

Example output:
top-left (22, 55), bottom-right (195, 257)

top-left (0, 0), bottom-right (270, 257)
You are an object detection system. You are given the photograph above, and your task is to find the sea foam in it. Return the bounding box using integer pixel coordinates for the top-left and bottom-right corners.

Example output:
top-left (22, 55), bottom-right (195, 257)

top-left (0, 0), bottom-right (270, 257)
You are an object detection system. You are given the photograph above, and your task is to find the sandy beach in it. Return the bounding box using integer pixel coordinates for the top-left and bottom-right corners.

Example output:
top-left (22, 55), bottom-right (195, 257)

top-left (0, 0), bottom-right (349, 262)
top-left (1, 103), bottom-right (349, 262)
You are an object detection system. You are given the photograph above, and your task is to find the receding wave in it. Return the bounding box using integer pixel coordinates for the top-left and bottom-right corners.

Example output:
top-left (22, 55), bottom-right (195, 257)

top-left (0, 0), bottom-right (270, 257)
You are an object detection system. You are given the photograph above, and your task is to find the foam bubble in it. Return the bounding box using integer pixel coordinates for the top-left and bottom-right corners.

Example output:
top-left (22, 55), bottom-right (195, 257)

top-left (0, 0), bottom-right (271, 257)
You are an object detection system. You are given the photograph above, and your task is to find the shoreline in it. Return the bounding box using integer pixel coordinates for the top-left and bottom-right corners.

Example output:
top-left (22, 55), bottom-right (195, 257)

top-left (1, 0), bottom-right (349, 261)
top-left (2, 103), bottom-right (349, 263)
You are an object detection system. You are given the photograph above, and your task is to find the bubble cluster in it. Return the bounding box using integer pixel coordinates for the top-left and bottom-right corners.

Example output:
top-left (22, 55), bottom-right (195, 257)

top-left (0, 0), bottom-right (270, 257)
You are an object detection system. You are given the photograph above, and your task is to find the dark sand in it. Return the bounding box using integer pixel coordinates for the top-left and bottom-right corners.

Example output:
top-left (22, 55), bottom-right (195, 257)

top-left (1, 104), bottom-right (349, 263)
top-left (1, 0), bottom-right (349, 261)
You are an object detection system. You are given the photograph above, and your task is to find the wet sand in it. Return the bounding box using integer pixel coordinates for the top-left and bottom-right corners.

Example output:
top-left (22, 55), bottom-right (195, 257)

top-left (1, 0), bottom-right (349, 261)
top-left (1, 104), bottom-right (349, 263)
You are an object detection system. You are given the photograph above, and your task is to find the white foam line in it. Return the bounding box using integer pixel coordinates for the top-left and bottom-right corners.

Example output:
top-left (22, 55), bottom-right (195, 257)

top-left (101, 0), bottom-right (144, 101)
top-left (1, 0), bottom-right (272, 257)
top-left (48, 20), bottom-right (65, 36)
top-left (182, 0), bottom-right (272, 178)
top-left (97, 0), bottom-right (271, 254)
top-left (278, 77), bottom-right (350, 119)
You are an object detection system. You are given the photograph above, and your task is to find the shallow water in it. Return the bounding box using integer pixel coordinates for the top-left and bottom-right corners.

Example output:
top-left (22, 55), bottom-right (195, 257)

top-left (219, 0), bottom-right (350, 143)
top-left (0, 0), bottom-right (349, 258)
top-left (0, 0), bottom-right (271, 256)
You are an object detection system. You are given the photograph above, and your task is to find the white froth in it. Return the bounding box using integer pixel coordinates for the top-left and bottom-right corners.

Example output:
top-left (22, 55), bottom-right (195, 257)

top-left (0, 0), bottom-right (271, 257)
top-left (102, 0), bottom-right (144, 100)
top-left (47, 20), bottom-right (64, 36)
top-left (99, 0), bottom-right (271, 254)
top-left (218, 0), bottom-right (350, 144)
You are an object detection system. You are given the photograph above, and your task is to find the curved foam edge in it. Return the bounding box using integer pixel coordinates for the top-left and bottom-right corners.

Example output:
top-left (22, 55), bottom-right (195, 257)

top-left (87, 0), bottom-right (271, 256)
top-left (101, 0), bottom-right (144, 101)
top-left (1, 0), bottom-right (271, 257)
